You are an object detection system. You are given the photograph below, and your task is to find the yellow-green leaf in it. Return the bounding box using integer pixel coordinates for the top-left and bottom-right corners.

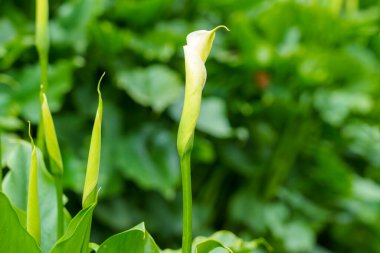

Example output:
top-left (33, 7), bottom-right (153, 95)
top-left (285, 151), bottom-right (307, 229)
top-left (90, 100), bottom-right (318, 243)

top-left (26, 122), bottom-right (41, 245)
top-left (82, 73), bottom-right (105, 208)
top-left (41, 93), bottom-right (63, 176)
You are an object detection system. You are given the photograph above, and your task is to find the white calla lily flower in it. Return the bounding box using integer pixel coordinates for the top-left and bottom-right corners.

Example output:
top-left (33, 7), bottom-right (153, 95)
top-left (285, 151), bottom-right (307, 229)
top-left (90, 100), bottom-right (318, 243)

top-left (177, 25), bottom-right (229, 157)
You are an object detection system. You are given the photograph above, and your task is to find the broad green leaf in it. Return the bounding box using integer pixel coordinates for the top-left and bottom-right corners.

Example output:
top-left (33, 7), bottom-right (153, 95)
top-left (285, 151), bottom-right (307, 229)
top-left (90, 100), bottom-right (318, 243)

top-left (111, 0), bottom-right (173, 26)
top-left (51, 0), bottom-right (103, 52)
top-left (116, 125), bottom-right (179, 199)
top-left (162, 231), bottom-right (270, 253)
top-left (116, 64), bottom-right (182, 113)
top-left (314, 89), bottom-right (373, 126)
top-left (82, 73), bottom-right (104, 208)
top-left (13, 62), bottom-right (74, 123)
top-left (170, 97), bottom-right (233, 139)
top-left (41, 92), bottom-right (63, 176)
top-left (0, 192), bottom-right (41, 253)
top-left (196, 97), bottom-right (232, 138)
top-left (27, 124), bottom-right (41, 245)
top-left (0, 116), bottom-right (23, 130)
top-left (342, 121), bottom-right (380, 166)
top-left (2, 136), bottom-right (66, 253)
top-left (50, 201), bottom-right (97, 253)
top-left (195, 240), bottom-right (231, 253)
top-left (97, 222), bottom-right (160, 253)
top-left (194, 231), bottom-right (271, 253)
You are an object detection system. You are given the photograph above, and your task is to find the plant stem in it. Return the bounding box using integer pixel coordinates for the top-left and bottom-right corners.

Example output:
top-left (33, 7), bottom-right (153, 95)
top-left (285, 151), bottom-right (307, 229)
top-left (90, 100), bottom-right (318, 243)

top-left (54, 176), bottom-right (64, 238)
top-left (180, 152), bottom-right (192, 253)
top-left (0, 132), bottom-right (2, 192)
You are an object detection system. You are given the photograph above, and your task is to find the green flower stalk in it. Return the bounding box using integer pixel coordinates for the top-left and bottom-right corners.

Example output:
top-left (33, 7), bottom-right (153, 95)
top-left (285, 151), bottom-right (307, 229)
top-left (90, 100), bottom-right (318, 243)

top-left (0, 132), bottom-right (2, 192)
top-left (35, 0), bottom-right (49, 150)
top-left (36, 0), bottom-right (49, 92)
top-left (27, 122), bottom-right (41, 246)
top-left (41, 91), bottom-right (64, 238)
top-left (82, 73), bottom-right (105, 209)
top-left (177, 26), bottom-right (228, 253)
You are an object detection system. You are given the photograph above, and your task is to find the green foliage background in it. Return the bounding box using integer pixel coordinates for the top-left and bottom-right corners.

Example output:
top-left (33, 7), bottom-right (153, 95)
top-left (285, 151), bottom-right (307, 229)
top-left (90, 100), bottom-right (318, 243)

top-left (2, 0), bottom-right (380, 252)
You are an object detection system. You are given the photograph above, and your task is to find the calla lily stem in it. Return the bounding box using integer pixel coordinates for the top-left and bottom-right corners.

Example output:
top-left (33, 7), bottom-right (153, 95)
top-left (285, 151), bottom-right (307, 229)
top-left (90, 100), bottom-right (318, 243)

top-left (0, 132), bottom-right (2, 192)
top-left (54, 176), bottom-right (64, 238)
top-left (180, 152), bottom-right (192, 253)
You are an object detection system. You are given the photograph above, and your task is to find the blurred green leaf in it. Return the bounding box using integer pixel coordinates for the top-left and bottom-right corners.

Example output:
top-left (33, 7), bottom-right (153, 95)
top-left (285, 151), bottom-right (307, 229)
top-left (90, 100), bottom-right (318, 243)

top-left (12, 60), bottom-right (73, 122)
top-left (111, 0), bottom-right (173, 26)
top-left (170, 97), bottom-right (233, 138)
top-left (314, 89), bottom-right (373, 126)
top-left (117, 65), bottom-right (182, 113)
top-left (116, 125), bottom-right (179, 199)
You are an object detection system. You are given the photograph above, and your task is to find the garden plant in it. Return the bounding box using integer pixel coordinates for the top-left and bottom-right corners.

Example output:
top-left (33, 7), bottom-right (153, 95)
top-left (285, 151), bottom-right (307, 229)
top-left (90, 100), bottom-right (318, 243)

top-left (0, 0), bottom-right (271, 252)
top-left (2, 0), bottom-right (380, 253)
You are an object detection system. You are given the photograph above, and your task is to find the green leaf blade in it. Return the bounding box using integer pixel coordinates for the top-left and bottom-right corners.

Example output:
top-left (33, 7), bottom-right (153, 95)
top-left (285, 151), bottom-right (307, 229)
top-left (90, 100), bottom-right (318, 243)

top-left (27, 124), bottom-right (41, 246)
top-left (97, 223), bottom-right (161, 253)
top-left (0, 192), bottom-right (41, 253)
top-left (50, 202), bottom-right (97, 253)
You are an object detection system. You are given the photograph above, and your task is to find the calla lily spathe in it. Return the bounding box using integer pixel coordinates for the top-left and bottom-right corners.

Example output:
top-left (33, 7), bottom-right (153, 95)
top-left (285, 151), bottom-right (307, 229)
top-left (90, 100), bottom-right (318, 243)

top-left (177, 25), bottom-right (229, 157)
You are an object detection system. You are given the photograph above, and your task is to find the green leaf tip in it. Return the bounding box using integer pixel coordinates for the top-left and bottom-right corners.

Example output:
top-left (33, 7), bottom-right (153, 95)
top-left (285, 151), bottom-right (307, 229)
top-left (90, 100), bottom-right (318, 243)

top-left (27, 121), bottom-right (35, 147)
top-left (97, 72), bottom-right (106, 96)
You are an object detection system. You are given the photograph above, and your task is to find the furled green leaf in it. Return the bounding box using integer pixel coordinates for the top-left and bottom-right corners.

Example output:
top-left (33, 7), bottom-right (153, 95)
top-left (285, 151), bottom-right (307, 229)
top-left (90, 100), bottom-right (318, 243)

top-left (41, 92), bottom-right (63, 176)
top-left (0, 192), bottom-right (41, 253)
top-left (50, 202), bottom-right (97, 253)
top-left (97, 222), bottom-right (160, 253)
top-left (27, 123), bottom-right (41, 245)
top-left (82, 73), bottom-right (104, 208)
top-left (2, 136), bottom-right (65, 253)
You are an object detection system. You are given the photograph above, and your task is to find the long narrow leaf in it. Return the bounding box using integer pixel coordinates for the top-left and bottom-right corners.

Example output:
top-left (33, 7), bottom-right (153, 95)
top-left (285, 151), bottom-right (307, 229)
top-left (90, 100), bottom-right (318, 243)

top-left (27, 123), bottom-right (41, 245)
top-left (41, 93), bottom-right (63, 176)
top-left (82, 73), bottom-right (105, 208)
